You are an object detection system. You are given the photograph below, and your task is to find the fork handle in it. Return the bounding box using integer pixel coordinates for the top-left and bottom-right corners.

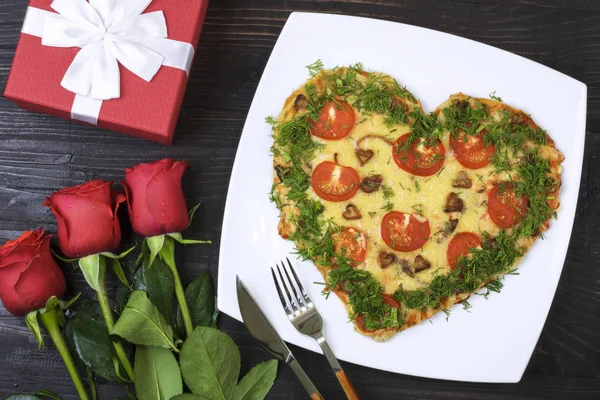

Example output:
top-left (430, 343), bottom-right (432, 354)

top-left (335, 370), bottom-right (359, 400)
top-left (316, 335), bottom-right (360, 400)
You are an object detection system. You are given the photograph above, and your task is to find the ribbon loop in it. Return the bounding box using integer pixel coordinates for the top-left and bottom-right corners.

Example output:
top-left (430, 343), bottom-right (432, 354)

top-left (110, 12), bottom-right (168, 42)
top-left (50, 0), bottom-right (105, 30)
top-left (42, 15), bottom-right (104, 47)
top-left (42, 0), bottom-right (171, 100)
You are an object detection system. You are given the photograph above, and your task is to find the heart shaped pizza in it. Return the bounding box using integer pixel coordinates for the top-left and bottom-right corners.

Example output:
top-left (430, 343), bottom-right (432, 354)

top-left (269, 62), bottom-right (563, 341)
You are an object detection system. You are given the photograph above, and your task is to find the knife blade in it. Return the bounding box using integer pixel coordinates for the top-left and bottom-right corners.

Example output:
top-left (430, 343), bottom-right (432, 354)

top-left (236, 276), bottom-right (323, 399)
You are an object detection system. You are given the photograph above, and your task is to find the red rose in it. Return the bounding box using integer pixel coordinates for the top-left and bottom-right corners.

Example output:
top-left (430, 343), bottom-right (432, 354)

top-left (43, 180), bottom-right (125, 258)
top-left (124, 158), bottom-right (190, 237)
top-left (0, 229), bottom-right (66, 316)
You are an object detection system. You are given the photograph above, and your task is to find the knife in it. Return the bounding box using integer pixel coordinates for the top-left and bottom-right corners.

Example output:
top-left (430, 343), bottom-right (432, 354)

top-left (236, 276), bottom-right (324, 400)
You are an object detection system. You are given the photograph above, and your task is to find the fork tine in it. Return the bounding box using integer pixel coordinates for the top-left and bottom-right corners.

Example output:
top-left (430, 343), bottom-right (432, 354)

top-left (281, 260), bottom-right (307, 308)
top-left (271, 267), bottom-right (292, 316)
top-left (287, 258), bottom-right (311, 304)
top-left (276, 262), bottom-right (299, 313)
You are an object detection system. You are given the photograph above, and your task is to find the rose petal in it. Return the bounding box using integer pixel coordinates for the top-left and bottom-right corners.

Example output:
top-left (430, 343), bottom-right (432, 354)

top-left (125, 158), bottom-right (182, 236)
top-left (111, 190), bottom-right (126, 251)
top-left (0, 229), bottom-right (41, 258)
top-left (145, 160), bottom-right (190, 234)
top-left (51, 192), bottom-right (117, 257)
top-left (13, 256), bottom-right (66, 316)
top-left (0, 261), bottom-right (29, 298)
top-left (60, 180), bottom-right (112, 204)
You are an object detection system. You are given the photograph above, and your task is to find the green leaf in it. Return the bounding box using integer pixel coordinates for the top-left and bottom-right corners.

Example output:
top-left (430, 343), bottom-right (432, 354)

top-left (25, 311), bottom-right (44, 349)
top-left (167, 232), bottom-right (211, 245)
top-left (112, 291), bottom-right (177, 351)
top-left (39, 294), bottom-right (80, 328)
top-left (147, 235), bottom-right (166, 267)
top-left (79, 254), bottom-right (101, 291)
top-left (67, 298), bottom-right (123, 382)
top-left (109, 258), bottom-right (130, 286)
top-left (117, 279), bottom-right (132, 315)
top-left (35, 389), bottom-right (62, 400)
top-left (136, 239), bottom-right (148, 268)
top-left (178, 271), bottom-right (215, 333)
top-left (133, 255), bottom-right (176, 327)
top-left (50, 248), bottom-right (79, 263)
top-left (57, 293), bottom-right (81, 310)
top-left (233, 360), bottom-right (278, 400)
top-left (158, 236), bottom-right (176, 270)
top-left (101, 244), bottom-right (137, 260)
top-left (180, 327), bottom-right (241, 399)
top-left (187, 201), bottom-right (202, 228)
top-left (134, 346), bottom-right (183, 400)
top-left (170, 395), bottom-right (200, 400)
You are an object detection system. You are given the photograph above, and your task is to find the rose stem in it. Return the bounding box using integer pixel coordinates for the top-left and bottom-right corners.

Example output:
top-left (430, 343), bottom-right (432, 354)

top-left (161, 236), bottom-right (194, 337)
top-left (96, 256), bottom-right (135, 381)
top-left (39, 309), bottom-right (90, 400)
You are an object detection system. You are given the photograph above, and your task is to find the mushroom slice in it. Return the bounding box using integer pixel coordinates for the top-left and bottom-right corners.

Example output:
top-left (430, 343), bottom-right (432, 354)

top-left (399, 258), bottom-right (415, 277)
top-left (452, 171), bottom-right (472, 188)
top-left (378, 251), bottom-right (397, 268)
top-left (435, 218), bottom-right (459, 243)
top-left (413, 255), bottom-right (431, 273)
top-left (360, 174), bottom-right (383, 193)
top-left (294, 94), bottom-right (308, 111)
top-left (444, 192), bottom-right (464, 212)
top-left (342, 204), bottom-right (362, 220)
top-left (355, 149), bottom-right (374, 166)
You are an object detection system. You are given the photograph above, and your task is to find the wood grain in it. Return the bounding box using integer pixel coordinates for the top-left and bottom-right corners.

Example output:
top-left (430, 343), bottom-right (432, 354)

top-left (1, 0), bottom-right (600, 399)
top-left (335, 370), bottom-right (360, 400)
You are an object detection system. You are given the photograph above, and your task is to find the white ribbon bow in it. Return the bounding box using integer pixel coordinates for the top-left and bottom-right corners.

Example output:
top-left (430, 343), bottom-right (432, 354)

top-left (42, 0), bottom-right (185, 101)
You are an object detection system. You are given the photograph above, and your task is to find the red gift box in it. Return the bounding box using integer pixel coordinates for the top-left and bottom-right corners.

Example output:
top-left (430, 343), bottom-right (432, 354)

top-left (4, 0), bottom-right (209, 145)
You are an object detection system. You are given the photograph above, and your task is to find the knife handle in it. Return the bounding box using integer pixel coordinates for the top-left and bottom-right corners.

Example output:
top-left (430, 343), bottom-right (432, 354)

top-left (287, 357), bottom-right (323, 399)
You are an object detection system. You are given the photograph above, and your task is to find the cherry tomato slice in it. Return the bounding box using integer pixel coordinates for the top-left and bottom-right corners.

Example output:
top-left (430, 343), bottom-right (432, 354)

top-left (488, 183), bottom-right (528, 228)
top-left (310, 101), bottom-right (355, 140)
top-left (447, 232), bottom-right (482, 270)
top-left (393, 134), bottom-right (445, 176)
top-left (451, 130), bottom-right (495, 169)
top-left (381, 294), bottom-right (400, 308)
top-left (332, 227), bottom-right (367, 263)
top-left (355, 315), bottom-right (368, 332)
top-left (311, 161), bottom-right (360, 202)
top-left (381, 211), bottom-right (431, 252)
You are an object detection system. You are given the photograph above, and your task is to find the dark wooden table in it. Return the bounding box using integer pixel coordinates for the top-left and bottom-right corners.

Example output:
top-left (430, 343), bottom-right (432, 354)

top-left (1, 0), bottom-right (599, 399)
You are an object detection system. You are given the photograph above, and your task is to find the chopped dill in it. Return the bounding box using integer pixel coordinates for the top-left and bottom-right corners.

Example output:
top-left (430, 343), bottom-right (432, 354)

top-left (306, 59), bottom-right (324, 77)
top-left (489, 90), bottom-right (503, 101)
top-left (381, 184), bottom-right (395, 199)
top-left (381, 201), bottom-right (394, 212)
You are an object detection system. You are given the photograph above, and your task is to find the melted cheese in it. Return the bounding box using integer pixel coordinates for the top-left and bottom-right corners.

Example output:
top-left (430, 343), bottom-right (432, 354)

top-left (308, 111), bottom-right (502, 294)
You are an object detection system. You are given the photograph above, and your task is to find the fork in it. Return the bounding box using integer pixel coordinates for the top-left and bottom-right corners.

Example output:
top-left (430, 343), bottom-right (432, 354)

top-left (272, 258), bottom-right (360, 400)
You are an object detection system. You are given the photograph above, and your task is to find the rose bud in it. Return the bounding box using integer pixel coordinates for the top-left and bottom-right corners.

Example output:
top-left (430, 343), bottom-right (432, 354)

top-left (124, 158), bottom-right (191, 237)
top-left (43, 180), bottom-right (126, 258)
top-left (0, 229), bottom-right (66, 316)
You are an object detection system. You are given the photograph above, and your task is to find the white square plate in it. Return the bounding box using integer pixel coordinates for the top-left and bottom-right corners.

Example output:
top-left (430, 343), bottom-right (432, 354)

top-left (217, 12), bottom-right (587, 383)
